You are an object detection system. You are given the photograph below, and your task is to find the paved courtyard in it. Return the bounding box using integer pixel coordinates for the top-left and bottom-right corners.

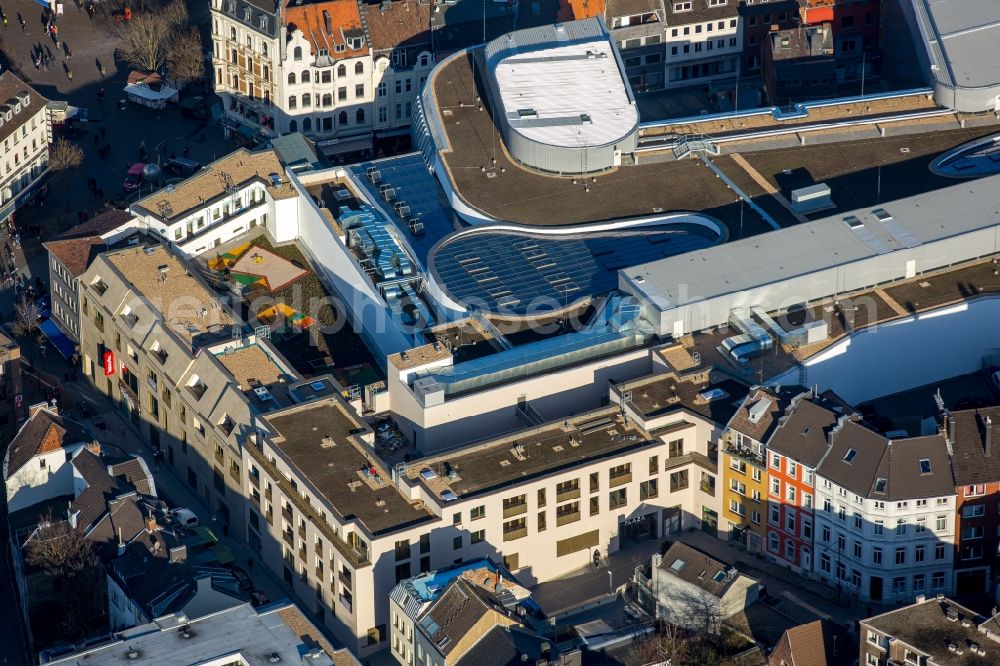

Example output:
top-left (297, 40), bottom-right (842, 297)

top-left (0, 0), bottom-right (234, 252)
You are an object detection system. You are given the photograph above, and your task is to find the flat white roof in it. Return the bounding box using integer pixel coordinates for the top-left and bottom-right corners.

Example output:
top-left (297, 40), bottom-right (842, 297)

top-left (914, 0), bottom-right (1000, 89)
top-left (487, 20), bottom-right (638, 149)
top-left (623, 171), bottom-right (1000, 308)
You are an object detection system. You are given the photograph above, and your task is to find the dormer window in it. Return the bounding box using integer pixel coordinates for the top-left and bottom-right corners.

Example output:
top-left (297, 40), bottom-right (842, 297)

top-left (673, 1), bottom-right (691, 10)
top-left (259, 16), bottom-right (267, 30)
top-left (318, 49), bottom-right (329, 57)
top-left (227, 0), bottom-right (235, 13)
top-left (218, 414), bottom-right (235, 436)
top-left (243, 8), bottom-right (250, 20)
top-left (120, 304), bottom-right (138, 327)
top-left (187, 374), bottom-right (208, 400)
top-left (334, 44), bottom-right (345, 53)
top-left (90, 275), bottom-right (108, 295)
top-left (842, 448), bottom-right (857, 463)
top-left (150, 340), bottom-right (168, 363)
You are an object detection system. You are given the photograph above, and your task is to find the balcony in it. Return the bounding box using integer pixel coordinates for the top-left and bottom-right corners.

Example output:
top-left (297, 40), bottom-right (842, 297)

top-left (281, 505), bottom-right (293, 522)
top-left (609, 473), bottom-right (632, 488)
top-left (314, 541), bottom-right (323, 557)
top-left (556, 511), bottom-right (581, 527)
top-left (725, 444), bottom-right (764, 467)
top-left (503, 527), bottom-right (528, 542)
top-left (298, 524), bottom-right (306, 540)
top-left (282, 529), bottom-right (294, 546)
top-left (556, 488), bottom-right (581, 503)
top-left (264, 486), bottom-right (272, 501)
top-left (249, 473), bottom-right (259, 489)
top-left (339, 570), bottom-right (353, 590)
top-left (315, 566), bottom-right (324, 581)
top-left (298, 546), bottom-right (307, 562)
top-left (502, 503), bottom-right (528, 519)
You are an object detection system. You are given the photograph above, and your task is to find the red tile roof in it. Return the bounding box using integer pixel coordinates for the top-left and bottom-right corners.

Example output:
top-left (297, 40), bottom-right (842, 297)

top-left (364, 0), bottom-right (431, 52)
top-left (285, 0), bottom-right (367, 59)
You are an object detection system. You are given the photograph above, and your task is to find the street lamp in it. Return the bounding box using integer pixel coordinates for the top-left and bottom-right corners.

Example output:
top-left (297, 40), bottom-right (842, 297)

top-left (608, 570), bottom-right (613, 596)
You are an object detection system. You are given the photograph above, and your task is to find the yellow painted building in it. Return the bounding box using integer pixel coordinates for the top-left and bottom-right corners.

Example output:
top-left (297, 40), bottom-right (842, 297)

top-left (720, 388), bottom-right (791, 555)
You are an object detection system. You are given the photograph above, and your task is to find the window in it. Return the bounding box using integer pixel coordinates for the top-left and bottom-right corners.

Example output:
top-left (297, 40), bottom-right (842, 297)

top-left (896, 519), bottom-right (906, 536)
top-left (786, 486), bottom-right (796, 503)
top-left (771, 454), bottom-right (780, 469)
top-left (355, 84), bottom-right (365, 98)
top-left (935, 543), bottom-right (946, 560)
top-left (768, 532), bottom-right (779, 552)
top-left (915, 517), bottom-right (926, 532)
top-left (913, 574), bottom-right (925, 591)
top-left (609, 488), bottom-right (627, 509)
top-left (820, 553), bottom-right (831, 573)
top-left (853, 541), bottom-right (862, 558)
top-left (752, 468), bottom-right (762, 482)
top-left (648, 456), bottom-right (659, 475)
top-left (802, 517), bottom-right (812, 539)
top-left (640, 479), bottom-right (659, 500)
top-left (502, 518), bottom-right (527, 541)
top-left (471, 529), bottom-right (484, 544)
top-left (537, 511), bottom-right (546, 532)
top-left (919, 458), bottom-right (932, 474)
top-left (785, 509), bottom-right (796, 532)
top-left (915, 545), bottom-right (925, 563)
top-left (770, 478), bottom-right (780, 496)
top-left (936, 515), bottom-right (948, 531)
top-left (356, 108), bottom-right (365, 124)
top-left (537, 488), bottom-right (546, 508)
top-left (895, 548), bottom-right (906, 565)
top-left (962, 525), bottom-right (984, 540)
top-left (787, 461), bottom-right (797, 478)
top-left (965, 484), bottom-right (985, 497)
top-left (872, 547), bottom-right (882, 565)
top-left (843, 449), bottom-right (857, 463)
top-left (707, 0), bottom-right (725, 5)
top-left (589, 496), bottom-right (599, 516)
top-left (288, 72), bottom-right (296, 85)
top-left (751, 510), bottom-right (760, 525)
top-left (673, 1), bottom-right (691, 11)
top-left (302, 94), bottom-right (311, 107)
top-left (669, 470), bottom-right (688, 492)
top-left (668, 439), bottom-right (684, 457)
top-left (453, 512), bottom-right (461, 525)
top-left (729, 499), bottom-right (745, 516)
top-left (730, 479), bottom-right (746, 495)
top-left (590, 472), bottom-right (599, 493)
top-left (962, 504), bottom-right (985, 518)
top-left (932, 572), bottom-right (945, 590)
top-left (821, 525), bottom-right (830, 542)
top-left (321, 93), bottom-right (332, 107)
top-left (769, 503), bottom-right (779, 525)
top-left (293, 46), bottom-right (302, 61)
top-left (470, 505), bottom-right (485, 520)
top-left (452, 535), bottom-right (462, 550)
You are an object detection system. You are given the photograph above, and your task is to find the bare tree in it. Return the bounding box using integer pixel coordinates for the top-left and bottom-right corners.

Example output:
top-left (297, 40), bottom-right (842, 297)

top-left (48, 138), bottom-right (84, 172)
top-left (24, 511), bottom-right (98, 576)
top-left (167, 26), bottom-right (205, 83)
top-left (11, 294), bottom-right (41, 338)
top-left (116, 0), bottom-right (189, 73)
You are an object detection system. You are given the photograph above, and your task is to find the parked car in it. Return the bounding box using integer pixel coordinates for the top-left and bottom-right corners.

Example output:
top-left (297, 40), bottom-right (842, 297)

top-left (163, 157), bottom-right (202, 177)
top-left (123, 162), bottom-right (146, 191)
top-left (169, 508), bottom-right (199, 527)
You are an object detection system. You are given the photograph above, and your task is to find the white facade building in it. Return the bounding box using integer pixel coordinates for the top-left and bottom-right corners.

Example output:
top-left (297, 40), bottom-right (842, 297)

top-left (279, 2), bottom-right (374, 145)
top-left (813, 420), bottom-right (956, 604)
top-left (663, 0), bottom-right (742, 88)
top-left (0, 73), bottom-right (49, 228)
top-left (129, 148), bottom-right (299, 257)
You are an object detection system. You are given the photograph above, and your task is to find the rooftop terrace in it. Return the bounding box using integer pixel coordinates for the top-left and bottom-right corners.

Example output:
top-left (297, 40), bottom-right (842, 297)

top-left (618, 369), bottom-right (752, 427)
top-left (134, 148), bottom-right (297, 222)
top-left (214, 342), bottom-right (296, 407)
top-left (406, 406), bottom-right (657, 500)
top-left (262, 399), bottom-right (433, 534)
top-left (106, 246), bottom-right (237, 345)
top-left (864, 597), bottom-right (996, 666)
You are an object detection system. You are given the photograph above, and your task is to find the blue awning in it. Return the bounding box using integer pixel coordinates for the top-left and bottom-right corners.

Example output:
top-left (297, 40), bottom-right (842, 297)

top-left (38, 318), bottom-right (76, 359)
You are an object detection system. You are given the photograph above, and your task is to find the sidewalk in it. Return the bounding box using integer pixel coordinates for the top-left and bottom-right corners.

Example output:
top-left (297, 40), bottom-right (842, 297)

top-left (679, 530), bottom-right (871, 626)
top-left (28, 351), bottom-right (304, 623)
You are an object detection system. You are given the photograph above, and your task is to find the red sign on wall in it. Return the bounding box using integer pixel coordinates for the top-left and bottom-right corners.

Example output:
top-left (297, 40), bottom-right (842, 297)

top-left (103, 351), bottom-right (115, 376)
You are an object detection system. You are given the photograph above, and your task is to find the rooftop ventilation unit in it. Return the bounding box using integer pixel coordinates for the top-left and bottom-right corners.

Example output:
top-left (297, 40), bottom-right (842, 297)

top-left (408, 217), bottom-right (425, 237)
top-left (379, 184), bottom-right (396, 202)
top-left (268, 172), bottom-right (282, 187)
top-left (394, 201), bottom-right (411, 218)
top-left (747, 398), bottom-right (773, 424)
top-left (366, 167), bottom-right (382, 184)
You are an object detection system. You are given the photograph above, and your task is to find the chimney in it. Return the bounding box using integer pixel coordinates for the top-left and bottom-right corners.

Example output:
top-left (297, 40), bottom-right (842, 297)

top-left (28, 401), bottom-right (53, 418)
top-left (145, 514), bottom-right (157, 534)
top-left (67, 503), bottom-right (78, 529)
top-left (86, 441), bottom-right (102, 456)
top-left (117, 527), bottom-right (126, 556)
top-left (948, 415), bottom-right (956, 443)
top-left (169, 545), bottom-right (187, 564)
top-left (322, 9), bottom-right (332, 34)
top-left (986, 416), bottom-right (993, 458)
